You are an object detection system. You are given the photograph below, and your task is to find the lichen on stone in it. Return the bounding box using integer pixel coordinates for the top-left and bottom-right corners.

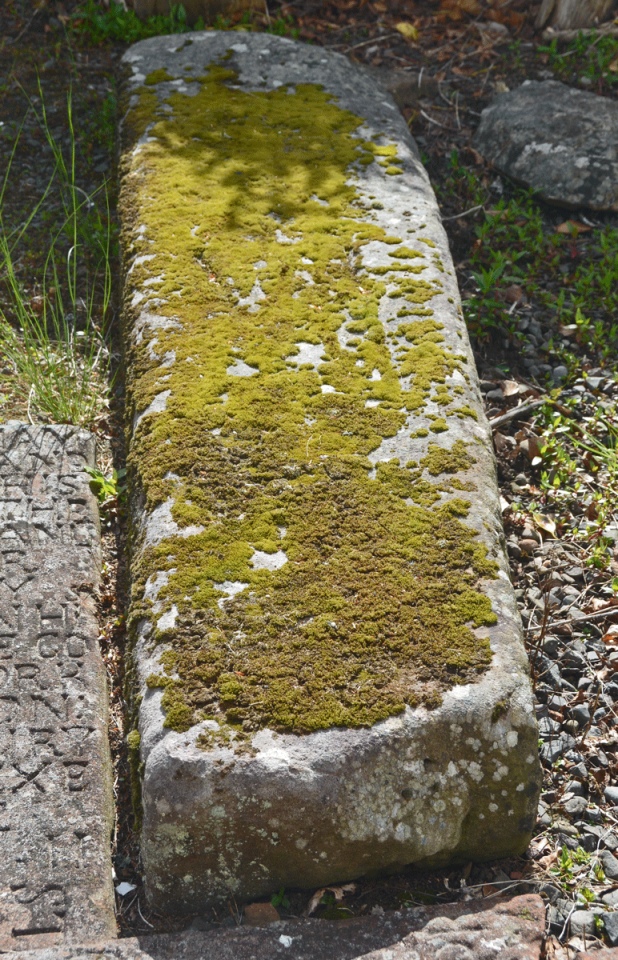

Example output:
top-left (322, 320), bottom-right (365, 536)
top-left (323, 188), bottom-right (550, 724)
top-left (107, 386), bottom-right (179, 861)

top-left (122, 63), bottom-right (496, 738)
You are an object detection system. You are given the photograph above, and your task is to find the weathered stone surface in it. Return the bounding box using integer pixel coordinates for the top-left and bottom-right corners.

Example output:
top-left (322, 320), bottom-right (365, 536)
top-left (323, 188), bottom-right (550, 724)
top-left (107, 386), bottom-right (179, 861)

top-left (0, 895), bottom-right (546, 959)
top-left (119, 32), bottom-right (541, 911)
top-left (473, 81), bottom-right (618, 211)
top-left (0, 424), bottom-right (116, 949)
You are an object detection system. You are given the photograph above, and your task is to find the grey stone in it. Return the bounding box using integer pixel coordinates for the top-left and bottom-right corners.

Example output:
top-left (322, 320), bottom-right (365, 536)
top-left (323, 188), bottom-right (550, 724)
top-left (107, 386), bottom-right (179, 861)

top-left (0, 424), bottom-right (116, 950)
top-left (569, 909), bottom-right (597, 936)
top-left (606, 787), bottom-right (618, 806)
top-left (571, 704), bottom-right (591, 725)
top-left (600, 850), bottom-right (618, 880)
top-left (120, 33), bottom-right (541, 913)
top-left (603, 910), bottom-right (618, 947)
top-left (563, 796), bottom-right (587, 817)
top-left (0, 894), bottom-right (546, 960)
top-left (473, 81), bottom-right (618, 211)
top-left (603, 890), bottom-right (618, 907)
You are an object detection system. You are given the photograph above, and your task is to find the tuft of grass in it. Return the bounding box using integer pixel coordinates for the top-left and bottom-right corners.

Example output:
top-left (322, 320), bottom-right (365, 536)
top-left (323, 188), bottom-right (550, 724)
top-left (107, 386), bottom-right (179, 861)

top-left (70, 1), bottom-right (199, 44)
top-left (69, 1), bottom-right (299, 45)
top-left (0, 85), bottom-right (112, 427)
top-left (538, 32), bottom-right (618, 92)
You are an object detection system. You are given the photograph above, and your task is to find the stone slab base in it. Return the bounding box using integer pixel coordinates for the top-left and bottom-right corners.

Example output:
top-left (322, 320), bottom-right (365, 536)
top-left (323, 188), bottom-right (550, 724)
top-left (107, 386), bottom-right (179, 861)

top-left (1, 895), bottom-right (545, 959)
top-left (119, 32), bottom-right (541, 910)
top-left (0, 424), bottom-right (116, 949)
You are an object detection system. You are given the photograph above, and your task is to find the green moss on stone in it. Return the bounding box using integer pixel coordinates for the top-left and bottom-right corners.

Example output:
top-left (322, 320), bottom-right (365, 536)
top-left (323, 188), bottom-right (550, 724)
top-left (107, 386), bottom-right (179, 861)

top-left (122, 64), bottom-right (496, 737)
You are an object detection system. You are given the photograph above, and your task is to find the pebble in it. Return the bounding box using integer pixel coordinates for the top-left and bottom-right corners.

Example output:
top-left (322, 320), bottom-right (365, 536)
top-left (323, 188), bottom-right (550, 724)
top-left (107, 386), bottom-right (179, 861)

top-left (600, 850), bottom-right (618, 881)
top-left (569, 909), bottom-right (598, 936)
top-left (603, 910), bottom-right (618, 946)
top-left (553, 365), bottom-right (568, 382)
top-left (563, 796), bottom-right (587, 817)
top-left (605, 787), bottom-right (618, 806)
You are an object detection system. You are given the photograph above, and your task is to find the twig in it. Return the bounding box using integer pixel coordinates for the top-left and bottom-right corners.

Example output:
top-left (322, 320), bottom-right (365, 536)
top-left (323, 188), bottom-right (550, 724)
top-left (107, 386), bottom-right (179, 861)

top-left (489, 398), bottom-right (548, 429)
top-left (525, 605), bottom-right (618, 633)
top-left (442, 204), bottom-right (484, 222)
top-left (345, 32), bottom-right (399, 52)
top-left (542, 25), bottom-right (618, 43)
top-left (7, 6), bottom-right (41, 45)
top-left (137, 898), bottom-right (154, 929)
top-left (420, 109), bottom-right (449, 129)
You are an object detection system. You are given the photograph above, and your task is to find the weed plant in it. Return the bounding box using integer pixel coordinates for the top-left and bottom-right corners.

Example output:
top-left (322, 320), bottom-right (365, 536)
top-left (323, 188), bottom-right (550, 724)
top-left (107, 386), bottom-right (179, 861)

top-left (70, 0), bottom-right (299, 45)
top-left (538, 33), bottom-right (618, 92)
top-left (0, 87), bottom-right (112, 426)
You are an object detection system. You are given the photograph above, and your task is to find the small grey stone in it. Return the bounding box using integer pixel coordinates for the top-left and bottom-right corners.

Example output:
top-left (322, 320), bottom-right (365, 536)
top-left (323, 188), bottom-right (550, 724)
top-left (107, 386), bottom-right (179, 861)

top-left (602, 889), bottom-right (618, 907)
top-left (602, 910), bottom-right (618, 946)
top-left (553, 365), bottom-right (568, 382)
top-left (564, 780), bottom-right (585, 797)
top-left (571, 704), bottom-right (590, 726)
top-left (569, 909), bottom-right (598, 936)
top-left (600, 850), bottom-right (618, 880)
top-left (563, 796), bottom-right (587, 817)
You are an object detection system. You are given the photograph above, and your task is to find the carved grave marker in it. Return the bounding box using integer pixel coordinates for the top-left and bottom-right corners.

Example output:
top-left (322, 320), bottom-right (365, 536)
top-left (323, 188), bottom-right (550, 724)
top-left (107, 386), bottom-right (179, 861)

top-left (0, 424), bottom-right (115, 950)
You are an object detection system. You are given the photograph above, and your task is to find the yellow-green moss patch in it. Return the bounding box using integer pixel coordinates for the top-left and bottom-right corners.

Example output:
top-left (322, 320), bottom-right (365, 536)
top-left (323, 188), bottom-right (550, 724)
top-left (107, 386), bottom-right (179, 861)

top-left (122, 64), bottom-right (495, 737)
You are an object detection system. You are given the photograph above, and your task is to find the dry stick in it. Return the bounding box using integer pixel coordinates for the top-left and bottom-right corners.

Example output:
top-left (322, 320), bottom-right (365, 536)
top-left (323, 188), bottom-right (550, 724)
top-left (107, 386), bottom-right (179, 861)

top-left (489, 398), bottom-right (548, 429)
top-left (542, 25), bottom-right (618, 42)
top-left (525, 605), bottom-right (618, 633)
top-left (344, 32), bottom-right (400, 52)
top-left (442, 204), bottom-right (485, 222)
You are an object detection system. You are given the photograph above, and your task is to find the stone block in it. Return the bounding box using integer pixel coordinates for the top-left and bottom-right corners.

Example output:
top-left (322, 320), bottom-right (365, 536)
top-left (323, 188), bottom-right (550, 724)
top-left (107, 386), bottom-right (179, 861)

top-left (119, 33), bottom-right (541, 912)
top-left (0, 424), bottom-right (116, 949)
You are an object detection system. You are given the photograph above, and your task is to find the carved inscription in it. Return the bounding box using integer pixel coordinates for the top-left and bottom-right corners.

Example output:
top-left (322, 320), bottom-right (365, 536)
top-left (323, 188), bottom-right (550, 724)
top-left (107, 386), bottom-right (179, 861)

top-left (0, 425), bottom-right (116, 949)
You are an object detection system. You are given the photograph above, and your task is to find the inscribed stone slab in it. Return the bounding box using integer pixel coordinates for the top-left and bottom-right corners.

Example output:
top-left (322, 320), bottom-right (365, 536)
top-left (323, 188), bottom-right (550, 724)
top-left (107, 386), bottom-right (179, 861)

top-left (119, 33), bottom-right (541, 911)
top-left (0, 424), bottom-right (116, 949)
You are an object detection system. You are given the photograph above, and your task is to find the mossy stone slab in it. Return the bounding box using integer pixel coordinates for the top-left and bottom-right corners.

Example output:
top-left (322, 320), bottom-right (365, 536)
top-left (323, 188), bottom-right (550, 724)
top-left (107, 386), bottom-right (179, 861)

top-left (119, 32), bottom-right (541, 912)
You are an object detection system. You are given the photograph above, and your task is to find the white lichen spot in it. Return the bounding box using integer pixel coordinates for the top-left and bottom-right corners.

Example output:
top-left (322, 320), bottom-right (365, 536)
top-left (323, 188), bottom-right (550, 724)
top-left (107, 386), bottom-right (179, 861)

top-left (516, 783), bottom-right (525, 792)
top-left (492, 765), bottom-right (509, 782)
top-left (321, 384), bottom-right (337, 394)
top-left (144, 498), bottom-right (205, 549)
top-left (506, 730), bottom-right (518, 748)
top-left (134, 389), bottom-right (171, 431)
top-left (285, 341), bottom-right (325, 369)
top-left (365, 399), bottom-right (381, 408)
top-left (488, 803), bottom-right (499, 812)
top-left (370, 368), bottom-right (382, 381)
top-left (227, 358), bottom-right (259, 377)
top-left (237, 279), bottom-right (266, 312)
top-left (214, 581), bottom-right (249, 608)
top-left (157, 605), bottom-right (178, 632)
top-left (275, 228), bottom-right (300, 245)
top-left (250, 550), bottom-right (288, 571)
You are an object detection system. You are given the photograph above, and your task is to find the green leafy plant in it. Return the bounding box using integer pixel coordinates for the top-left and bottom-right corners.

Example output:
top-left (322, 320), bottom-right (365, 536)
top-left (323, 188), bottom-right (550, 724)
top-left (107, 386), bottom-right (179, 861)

top-left (84, 465), bottom-right (126, 506)
top-left (70, 0), bottom-right (200, 45)
top-left (270, 886), bottom-right (290, 909)
top-left (0, 85), bottom-right (112, 426)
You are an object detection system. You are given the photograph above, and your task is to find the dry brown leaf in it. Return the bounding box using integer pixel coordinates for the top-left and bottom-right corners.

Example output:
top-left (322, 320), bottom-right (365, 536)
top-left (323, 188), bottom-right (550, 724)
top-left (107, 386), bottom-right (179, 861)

top-left (306, 883), bottom-right (356, 916)
top-left (501, 378), bottom-right (522, 396)
top-left (556, 220), bottom-right (592, 236)
top-left (533, 513), bottom-right (556, 538)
